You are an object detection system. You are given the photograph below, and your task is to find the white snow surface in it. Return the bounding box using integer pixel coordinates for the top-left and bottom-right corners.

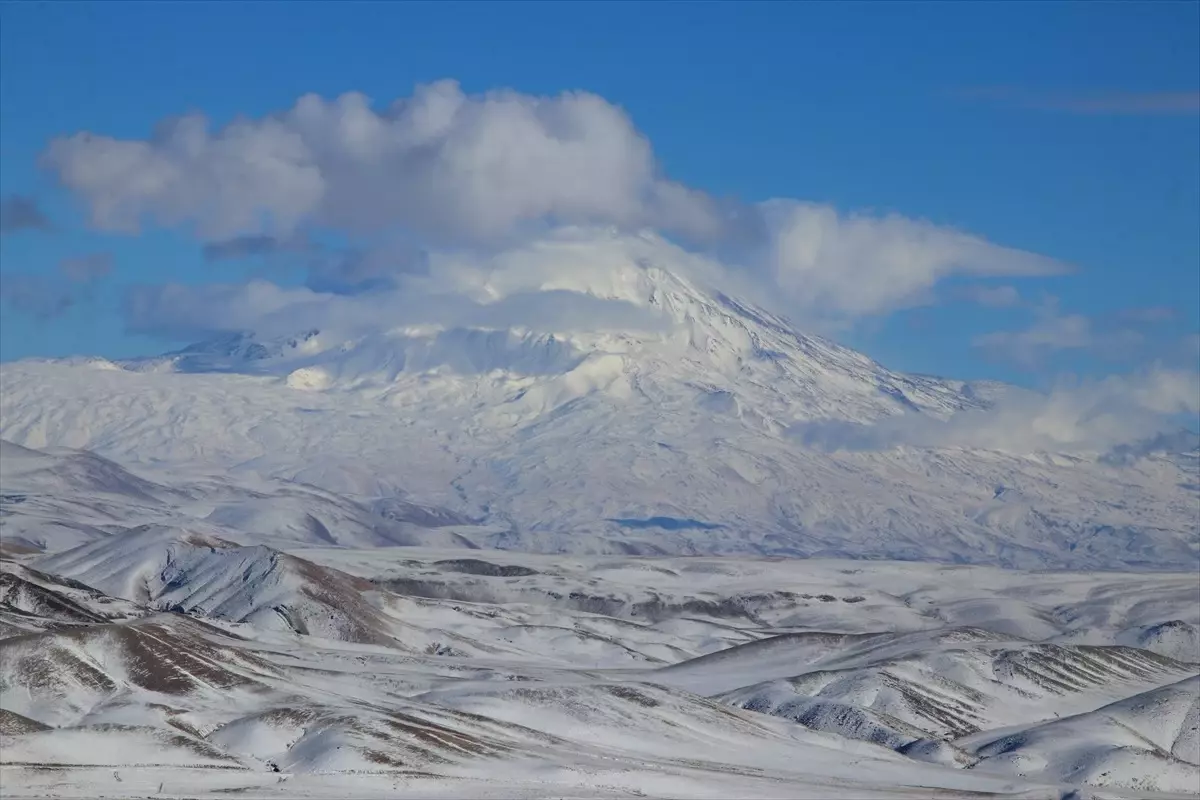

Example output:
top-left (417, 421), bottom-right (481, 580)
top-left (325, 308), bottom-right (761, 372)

top-left (1, 448), bottom-right (1198, 798)
top-left (2, 234), bottom-right (1196, 569)
top-left (2, 235), bottom-right (1200, 797)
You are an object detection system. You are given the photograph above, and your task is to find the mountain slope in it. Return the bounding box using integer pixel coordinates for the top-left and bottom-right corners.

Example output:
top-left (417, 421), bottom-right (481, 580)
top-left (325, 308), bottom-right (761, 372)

top-left (1, 232), bottom-right (1196, 568)
top-left (31, 526), bottom-right (403, 647)
top-left (3, 506), bottom-right (1197, 797)
top-left (708, 635), bottom-right (1197, 753)
top-left (962, 676), bottom-right (1200, 794)
top-left (0, 560), bottom-right (143, 638)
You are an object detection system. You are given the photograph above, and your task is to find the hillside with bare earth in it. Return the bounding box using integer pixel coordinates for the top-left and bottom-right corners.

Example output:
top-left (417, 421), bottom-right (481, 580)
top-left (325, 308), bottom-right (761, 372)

top-left (1, 465), bottom-right (1197, 797)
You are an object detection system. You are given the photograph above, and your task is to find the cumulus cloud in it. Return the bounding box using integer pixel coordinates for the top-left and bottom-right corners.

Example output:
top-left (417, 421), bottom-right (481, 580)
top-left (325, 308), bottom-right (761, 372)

top-left (40, 81), bottom-right (1077, 324)
top-left (0, 195), bottom-right (52, 235)
top-left (791, 368), bottom-right (1200, 455)
top-left (42, 81), bottom-right (721, 244)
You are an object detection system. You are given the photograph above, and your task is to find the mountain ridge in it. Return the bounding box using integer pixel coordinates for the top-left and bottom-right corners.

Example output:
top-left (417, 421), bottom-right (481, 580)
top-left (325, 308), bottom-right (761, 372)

top-left (1, 232), bottom-right (1196, 568)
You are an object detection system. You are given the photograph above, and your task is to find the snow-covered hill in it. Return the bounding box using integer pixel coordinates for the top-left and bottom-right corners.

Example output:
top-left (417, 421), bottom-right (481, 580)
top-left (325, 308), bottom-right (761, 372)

top-left (2, 229), bottom-right (1199, 796)
top-left (1, 438), bottom-right (1196, 797)
top-left (710, 633), bottom-right (1196, 760)
top-left (32, 527), bottom-right (404, 647)
top-left (3, 535), bottom-right (1197, 798)
top-left (963, 676), bottom-right (1200, 794)
top-left (1, 231), bottom-right (1196, 569)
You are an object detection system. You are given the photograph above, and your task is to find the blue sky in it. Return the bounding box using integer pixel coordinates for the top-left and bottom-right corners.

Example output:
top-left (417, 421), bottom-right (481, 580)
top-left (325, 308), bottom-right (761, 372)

top-left (1, 0), bottom-right (1197, 388)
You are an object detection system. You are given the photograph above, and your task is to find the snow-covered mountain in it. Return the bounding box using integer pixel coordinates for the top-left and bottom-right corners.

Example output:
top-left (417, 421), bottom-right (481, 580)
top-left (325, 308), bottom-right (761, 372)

top-left (1, 231), bottom-right (1197, 568)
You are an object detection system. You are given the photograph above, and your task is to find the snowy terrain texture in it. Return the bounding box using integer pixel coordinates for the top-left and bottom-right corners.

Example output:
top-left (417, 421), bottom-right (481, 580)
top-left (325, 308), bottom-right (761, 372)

top-left (1, 233), bottom-right (1198, 797)
top-left (1, 232), bottom-right (1196, 570)
top-left (1, 466), bottom-right (1197, 798)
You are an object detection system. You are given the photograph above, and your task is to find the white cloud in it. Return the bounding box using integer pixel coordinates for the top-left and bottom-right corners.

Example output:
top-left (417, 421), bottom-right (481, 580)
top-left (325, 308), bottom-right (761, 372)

top-left (0, 253), bottom-right (112, 320)
top-left (0, 273), bottom-right (74, 319)
top-left (759, 201), bottom-right (1067, 320)
top-left (201, 234), bottom-right (305, 262)
top-left (42, 81), bottom-right (1076, 324)
top-left (124, 275), bottom-right (672, 344)
top-left (1114, 306), bottom-right (1177, 324)
top-left (974, 312), bottom-right (1096, 363)
top-left (957, 284), bottom-right (1023, 308)
top-left (42, 81), bottom-right (721, 244)
top-left (974, 300), bottom-right (1148, 367)
top-left (417, 227), bottom-right (734, 304)
top-left (791, 368), bottom-right (1200, 455)
top-left (59, 252), bottom-right (113, 283)
top-left (1185, 332), bottom-right (1200, 360)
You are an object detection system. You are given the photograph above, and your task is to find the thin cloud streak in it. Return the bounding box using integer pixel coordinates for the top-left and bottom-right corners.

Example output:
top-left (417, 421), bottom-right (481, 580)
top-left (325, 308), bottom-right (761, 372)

top-left (788, 368), bottom-right (1200, 455)
top-left (0, 273), bottom-right (74, 319)
top-left (59, 253), bottom-right (113, 283)
top-left (953, 87), bottom-right (1200, 116)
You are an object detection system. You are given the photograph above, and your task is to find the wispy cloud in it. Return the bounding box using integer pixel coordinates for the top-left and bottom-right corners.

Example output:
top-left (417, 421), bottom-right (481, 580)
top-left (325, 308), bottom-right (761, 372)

top-left (1186, 332), bottom-right (1200, 356)
top-left (974, 294), bottom-right (1189, 369)
top-left (0, 195), bottom-right (52, 235)
top-left (758, 202), bottom-right (1067, 321)
top-left (790, 368), bottom-right (1200, 455)
top-left (124, 275), bottom-right (672, 344)
top-left (973, 299), bottom-right (1152, 368)
top-left (1, 252), bottom-right (113, 320)
top-left (954, 87), bottom-right (1200, 116)
top-left (200, 233), bottom-right (428, 296)
top-left (201, 234), bottom-right (304, 262)
top-left (59, 252), bottom-right (113, 283)
top-left (955, 284), bottom-right (1024, 308)
top-left (1113, 306), bottom-right (1177, 324)
top-left (0, 273), bottom-right (74, 319)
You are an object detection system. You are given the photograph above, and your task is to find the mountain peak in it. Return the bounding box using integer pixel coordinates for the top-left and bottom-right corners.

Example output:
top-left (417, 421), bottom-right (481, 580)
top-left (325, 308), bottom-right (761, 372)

top-left (5, 231), bottom-right (1193, 568)
top-left (113, 231), bottom-right (989, 425)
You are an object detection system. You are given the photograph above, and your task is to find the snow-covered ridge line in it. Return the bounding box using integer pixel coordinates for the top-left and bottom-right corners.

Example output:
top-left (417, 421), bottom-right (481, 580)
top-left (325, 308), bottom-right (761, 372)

top-left (2, 232), bottom-right (1197, 568)
top-left (3, 524), bottom-right (1198, 797)
top-left (2, 429), bottom-right (1196, 796)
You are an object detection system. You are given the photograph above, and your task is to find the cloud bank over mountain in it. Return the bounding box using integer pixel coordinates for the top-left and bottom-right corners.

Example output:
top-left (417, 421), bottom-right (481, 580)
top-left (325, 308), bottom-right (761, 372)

top-left (44, 81), bottom-right (1069, 327)
top-left (790, 367), bottom-right (1200, 454)
top-left (24, 80), bottom-right (1199, 454)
